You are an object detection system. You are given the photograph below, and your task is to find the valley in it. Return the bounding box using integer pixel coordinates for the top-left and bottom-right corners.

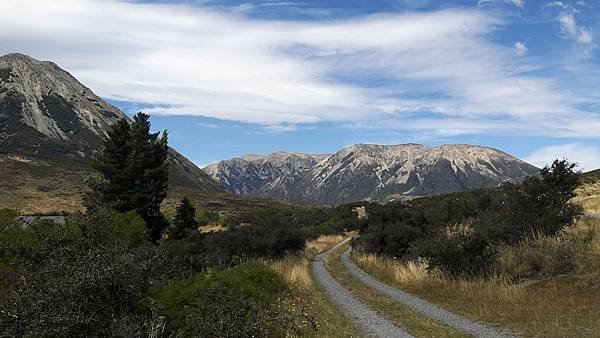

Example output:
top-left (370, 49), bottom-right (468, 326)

top-left (1, 52), bottom-right (599, 337)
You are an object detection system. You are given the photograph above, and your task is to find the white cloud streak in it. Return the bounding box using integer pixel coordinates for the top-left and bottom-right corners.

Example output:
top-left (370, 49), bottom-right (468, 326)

top-left (525, 144), bottom-right (600, 171)
top-left (0, 0), bottom-right (598, 137)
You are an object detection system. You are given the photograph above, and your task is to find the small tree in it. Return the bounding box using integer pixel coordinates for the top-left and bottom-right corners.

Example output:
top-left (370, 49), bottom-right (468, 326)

top-left (516, 159), bottom-right (583, 238)
top-left (171, 197), bottom-right (198, 240)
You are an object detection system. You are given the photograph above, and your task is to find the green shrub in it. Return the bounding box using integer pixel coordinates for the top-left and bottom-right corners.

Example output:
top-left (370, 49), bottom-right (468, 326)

top-left (195, 209), bottom-right (220, 226)
top-left (412, 224), bottom-right (497, 276)
top-left (149, 262), bottom-right (288, 337)
top-left (111, 210), bottom-right (148, 247)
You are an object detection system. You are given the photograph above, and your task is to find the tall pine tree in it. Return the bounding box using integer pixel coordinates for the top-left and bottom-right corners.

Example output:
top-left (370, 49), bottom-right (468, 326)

top-left (89, 112), bottom-right (169, 241)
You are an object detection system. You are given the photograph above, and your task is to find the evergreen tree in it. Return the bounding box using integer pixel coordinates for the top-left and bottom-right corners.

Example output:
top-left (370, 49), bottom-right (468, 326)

top-left (171, 197), bottom-right (198, 239)
top-left (517, 159), bottom-right (583, 238)
top-left (88, 112), bottom-right (169, 241)
top-left (89, 118), bottom-right (132, 211)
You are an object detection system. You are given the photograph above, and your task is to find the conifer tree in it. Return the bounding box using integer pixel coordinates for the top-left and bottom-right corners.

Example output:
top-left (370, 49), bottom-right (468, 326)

top-left (88, 112), bottom-right (169, 241)
top-left (171, 197), bottom-right (198, 239)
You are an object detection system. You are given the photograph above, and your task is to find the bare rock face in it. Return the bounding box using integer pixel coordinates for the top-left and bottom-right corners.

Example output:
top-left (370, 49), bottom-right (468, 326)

top-left (205, 144), bottom-right (539, 204)
top-left (204, 152), bottom-right (328, 196)
top-left (0, 53), bottom-right (221, 192)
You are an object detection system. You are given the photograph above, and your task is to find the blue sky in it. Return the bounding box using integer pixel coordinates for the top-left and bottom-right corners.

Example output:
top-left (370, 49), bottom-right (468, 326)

top-left (2, 0), bottom-right (600, 169)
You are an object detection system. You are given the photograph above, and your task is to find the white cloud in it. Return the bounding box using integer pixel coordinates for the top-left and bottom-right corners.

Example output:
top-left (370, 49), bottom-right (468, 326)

top-left (478, 0), bottom-right (524, 7)
top-left (556, 7), bottom-right (593, 44)
top-left (0, 0), bottom-right (598, 137)
top-left (514, 42), bottom-right (528, 55)
top-left (525, 144), bottom-right (600, 171)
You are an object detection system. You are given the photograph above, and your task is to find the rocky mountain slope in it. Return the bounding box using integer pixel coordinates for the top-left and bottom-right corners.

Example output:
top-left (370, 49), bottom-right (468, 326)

top-left (205, 144), bottom-right (539, 204)
top-left (0, 53), bottom-right (222, 209)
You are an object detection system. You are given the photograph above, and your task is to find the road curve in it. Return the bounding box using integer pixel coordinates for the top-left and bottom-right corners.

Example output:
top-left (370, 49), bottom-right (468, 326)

top-left (341, 247), bottom-right (518, 338)
top-left (312, 238), bottom-right (414, 338)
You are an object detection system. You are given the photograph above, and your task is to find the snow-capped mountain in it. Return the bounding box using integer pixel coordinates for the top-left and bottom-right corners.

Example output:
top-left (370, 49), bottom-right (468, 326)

top-left (205, 143), bottom-right (539, 204)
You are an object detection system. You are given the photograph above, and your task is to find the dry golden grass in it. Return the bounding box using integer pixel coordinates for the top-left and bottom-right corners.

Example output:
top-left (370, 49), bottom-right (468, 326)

top-left (352, 218), bottom-right (600, 337)
top-left (270, 256), bottom-right (313, 289)
top-left (268, 241), bottom-right (363, 337)
top-left (304, 234), bottom-right (345, 258)
top-left (574, 181), bottom-right (600, 213)
top-left (326, 244), bottom-right (468, 338)
top-left (198, 224), bottom-right (226, 233)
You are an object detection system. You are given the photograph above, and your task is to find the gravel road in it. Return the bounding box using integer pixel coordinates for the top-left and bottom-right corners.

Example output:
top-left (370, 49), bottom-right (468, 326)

top-left (312, 238), bottom-right (415, 338)
top-left (341, 247), bottom-right (518, 338)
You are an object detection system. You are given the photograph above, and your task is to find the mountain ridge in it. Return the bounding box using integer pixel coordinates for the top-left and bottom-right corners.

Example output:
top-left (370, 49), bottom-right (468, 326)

top-left (0, 53), bottom-right (221, 192)
top-left (205, 143), bottom-right (539, 204)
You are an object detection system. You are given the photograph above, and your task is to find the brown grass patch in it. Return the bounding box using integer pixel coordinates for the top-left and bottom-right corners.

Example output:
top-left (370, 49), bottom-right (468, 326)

top-left (304, 234), bottom-right (345, 258)
top-left (268, 253), bottom-right (363, 337)
top-left (327, 245), bottom-right (467, 338)
top-left (352, 218), bottom-right (600, 337)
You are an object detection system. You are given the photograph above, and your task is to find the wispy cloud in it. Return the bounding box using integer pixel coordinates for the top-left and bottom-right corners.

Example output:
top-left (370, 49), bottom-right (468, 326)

top-left (0, 0), bottom-right (598, 138)
top-left (525, 143), bottom-right (600, 171)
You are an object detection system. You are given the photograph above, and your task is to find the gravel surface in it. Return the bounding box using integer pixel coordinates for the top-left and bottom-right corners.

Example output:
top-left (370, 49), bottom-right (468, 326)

top-left (341, 247), bottom-right (518, 338)
top-left (312, 238), bottom-right (414, 338)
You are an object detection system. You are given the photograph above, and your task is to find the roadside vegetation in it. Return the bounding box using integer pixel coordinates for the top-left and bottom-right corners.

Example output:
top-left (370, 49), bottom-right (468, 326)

top-left (325, 243), bottom-right (468, 338)
top-left (0, 113), bottom-right (363, 337)
top-left (351, 160), bottom-right (600, 337)
top-left (2, 112), bottom-right (599, 336)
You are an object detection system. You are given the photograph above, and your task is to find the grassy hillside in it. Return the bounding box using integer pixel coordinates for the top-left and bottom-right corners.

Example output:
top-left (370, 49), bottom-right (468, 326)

top-left (574, 169), bottom-right (600, 213)
top-left (0, 154), bottom-right (298, 214)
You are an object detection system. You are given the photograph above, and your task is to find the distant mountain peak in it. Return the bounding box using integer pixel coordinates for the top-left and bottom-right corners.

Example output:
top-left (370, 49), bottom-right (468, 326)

top-left (205, 143), bottom-right (539, 204)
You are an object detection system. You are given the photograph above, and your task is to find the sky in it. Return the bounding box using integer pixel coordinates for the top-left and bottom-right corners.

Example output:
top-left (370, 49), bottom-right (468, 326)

top-left (2, 0), bottom-right (600, 169)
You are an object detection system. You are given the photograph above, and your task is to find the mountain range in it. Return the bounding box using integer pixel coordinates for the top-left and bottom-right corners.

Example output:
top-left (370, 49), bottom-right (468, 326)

top-left (204, 144), bottom-right (539, 204)
top-left (0, 53), bottom-right (540, 210)
top-left (0, 53), bottom-right (295, 213)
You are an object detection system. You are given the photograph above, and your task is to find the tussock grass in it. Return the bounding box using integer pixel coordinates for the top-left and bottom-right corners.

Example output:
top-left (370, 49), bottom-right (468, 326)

top-left (574, 181), bottom-right (600, 213)
top-left (304, 234), bottom-right (345, 258)
top-left (268, 235), bottom-right (363, 337)
top-left (198, 224), bottom-right (226, 233)
top-left (270, 256), bottom-right (312, 289)
top-left (327, 245), bottom-right (468, 338)
top-left (352, 217), bottom-right (600, 337)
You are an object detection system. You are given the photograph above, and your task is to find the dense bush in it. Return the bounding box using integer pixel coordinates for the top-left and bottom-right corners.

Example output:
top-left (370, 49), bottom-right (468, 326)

top-left (0, 210), bottom-right (169, 337)
top-left (147, 262), bottom-right (290, 337)
top-left (357, 159), bottom-right (583, 276)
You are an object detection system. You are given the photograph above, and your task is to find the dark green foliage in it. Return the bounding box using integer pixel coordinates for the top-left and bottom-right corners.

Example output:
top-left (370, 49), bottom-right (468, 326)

top-left (171, 197), bottom-right (198, 239)
top-left (88, 112), bottom-right (169, 241)
top-left (148, 262), bottom-right (289, 337)
top-left (358, 159), bottom-right (583, 276)
top-left (0, 210), bottom-right (169, 337)
top-left (412, 225), bottom-right (497, 276)
top-left (516, 159), bottom-right (582, 238)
